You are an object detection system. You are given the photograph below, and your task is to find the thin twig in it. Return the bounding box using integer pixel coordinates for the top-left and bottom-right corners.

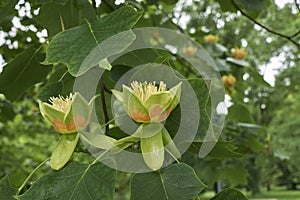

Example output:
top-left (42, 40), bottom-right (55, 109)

top-left (231, 0), bottom-right (300, 47)
top-left (91, 0), bottom-right (98, 17)
top-left (16, 158), bottom-right (49, 195)
top-left (170, 14), bottom-right (185, 33)
top-left (102, 0), bottom-right (115, 11)
top-left (295, 0), bottom-right (300, 12)
top-left (100, 77), bottom-right (110, 136)
top-left (103, 83), bottom-right (112, 94)
top-left (290, 30), bottom-right (300, 38)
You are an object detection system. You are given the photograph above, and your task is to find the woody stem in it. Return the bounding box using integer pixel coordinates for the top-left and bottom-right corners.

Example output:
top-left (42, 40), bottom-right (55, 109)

top-left (100, 77), bottom-right (110, 136)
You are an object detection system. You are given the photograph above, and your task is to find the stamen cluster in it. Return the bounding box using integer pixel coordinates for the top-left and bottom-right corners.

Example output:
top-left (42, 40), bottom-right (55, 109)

top-left (130, 81), bottom-right (167, 101)
top-left (49, 93), bottom-right (73, 112)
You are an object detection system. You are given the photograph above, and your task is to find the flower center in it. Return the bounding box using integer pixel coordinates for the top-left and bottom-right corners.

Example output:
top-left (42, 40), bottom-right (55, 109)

top-left (130, 81), bottom-right (167, 101)
top-left (49, 93), bottom-right (73, 112)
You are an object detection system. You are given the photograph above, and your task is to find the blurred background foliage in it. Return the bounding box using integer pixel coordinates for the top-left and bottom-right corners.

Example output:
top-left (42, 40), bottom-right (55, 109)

top-left (0, 0), bottom-right (299, 199)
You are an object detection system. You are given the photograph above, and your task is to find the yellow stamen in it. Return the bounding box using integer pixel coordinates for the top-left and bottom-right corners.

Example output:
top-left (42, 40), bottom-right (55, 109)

top-left (130, 81), bottom-right (167, 101)
top-left (49, 93), bottom-right (73, 112)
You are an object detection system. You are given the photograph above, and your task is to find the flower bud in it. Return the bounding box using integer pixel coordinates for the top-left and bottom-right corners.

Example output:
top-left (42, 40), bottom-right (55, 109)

top-left (183, 46), bottom-right (197, 57)
top-left (231, 47), bottom-right (247, 59)
top-left (222, 74), bottom-right (236, 88)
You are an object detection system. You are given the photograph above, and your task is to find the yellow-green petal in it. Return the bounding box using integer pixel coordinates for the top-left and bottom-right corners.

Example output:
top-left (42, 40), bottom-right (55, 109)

top-left (111, 89), bottom-right (123, 102)
top-left (122, 85), bottom-right (150, 122)
top-left (144, 91), bottom-right (173, 112)
top-left (39, 102), bottom-right (65, 122)
top-left (141, 131), bottom-right (164, 170)
top-left (50, 133), bottom-right (79, 170)
top-left (65, 93), bottom-right (89, 123)
top-left (166, 82), bottom-right (182, 111)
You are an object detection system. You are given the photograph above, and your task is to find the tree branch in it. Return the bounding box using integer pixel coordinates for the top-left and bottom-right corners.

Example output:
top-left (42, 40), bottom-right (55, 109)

top-left (91, 0), bottom-right (98, 17)
top-left (295, 0), bottom-right (300, 12)
top-left (100, 77), bottom-right (110, 135)
top-left (231, 0), bottom-right (300, 48)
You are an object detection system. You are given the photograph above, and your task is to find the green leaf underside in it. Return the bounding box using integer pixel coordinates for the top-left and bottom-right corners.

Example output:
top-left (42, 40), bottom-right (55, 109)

top-left (44, 6), bottom-right (143, 76)
top-left (50, 134), bottom-right (79, 170)
top-left (130, 163), bottom-right (206, 200)
top-left (0, 46), bottom-right (51, 101)
top-left (0, 176), bottom-right (17, 200)
top-left (17, 161), bottom-right (116, 200)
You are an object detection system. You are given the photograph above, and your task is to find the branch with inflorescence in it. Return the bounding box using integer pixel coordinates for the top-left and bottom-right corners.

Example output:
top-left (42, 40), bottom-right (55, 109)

top-left (231, 0), bottom-right (300, 48)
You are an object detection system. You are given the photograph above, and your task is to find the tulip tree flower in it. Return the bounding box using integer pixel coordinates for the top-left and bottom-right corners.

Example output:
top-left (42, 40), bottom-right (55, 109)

top-left (112, 81), bottom-right (182, 170)
top-left (39, 93), bottom-right (95, 134)
top-left (39, 93), bottom-right (96, 170)
top-left (231, 47), bottom-right (247, 59)
top-left (204, 34), bottom-right (219, 43)
top-left (112, 81), bottom-right (181, 123)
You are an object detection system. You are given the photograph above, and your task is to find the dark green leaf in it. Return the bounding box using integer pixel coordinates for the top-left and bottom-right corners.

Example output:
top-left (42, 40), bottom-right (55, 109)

top-left (130, 163), bottom-right (206, 200)
top-left (166, 78), bottom-right (211, 141)
top-left (0, 46), bottom-right (51, 101)
top-left (251, 68), bottom-right (271, 87)
top-left (215, 0), bottom-right (236, 12)
top-left (235, 0), bottom-right (267, 12)
top-left (17, 161), bottom-right (116, 200)
top-left (210, 188), bottom-right (248, 200)
top-left (112, 49), bottom-right (171, 68)
top-left (227, 103), bottom-right (255, 123)
top-left (188, 140), bottom-right (243, 158)
top-left (0, 99), bottom-right (15, 122)
top-left (234, 0), bottom-right (270, 18)
top-left (37, 0), bottom-right (67, 4)
top-left (0, 0), bottom-right (18, 23)
top-left (110, 65), bottom-right (132, 82)
top-left (44, 6), bottom-right (143, 76)
top-left (36, 0), bottom-right (96, 37)
top-left (0, 176), bottom-right (17, 200)
top-left (188, 78), bottom-right (210, 110)
top-left (37, 82), bottom-right (63, 101)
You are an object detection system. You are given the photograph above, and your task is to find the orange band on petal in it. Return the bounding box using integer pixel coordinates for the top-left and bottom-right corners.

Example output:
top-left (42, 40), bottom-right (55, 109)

top-left (149, 105), bottom-right (172, 122)
top-left (157, 109), bottom-right (171, 122)
top-left (52, 119), bottom-right (66, 133)
top-left (130, 110), bottom-right (151, 123)
top-left (66, 116), bottom-right (87, 131)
